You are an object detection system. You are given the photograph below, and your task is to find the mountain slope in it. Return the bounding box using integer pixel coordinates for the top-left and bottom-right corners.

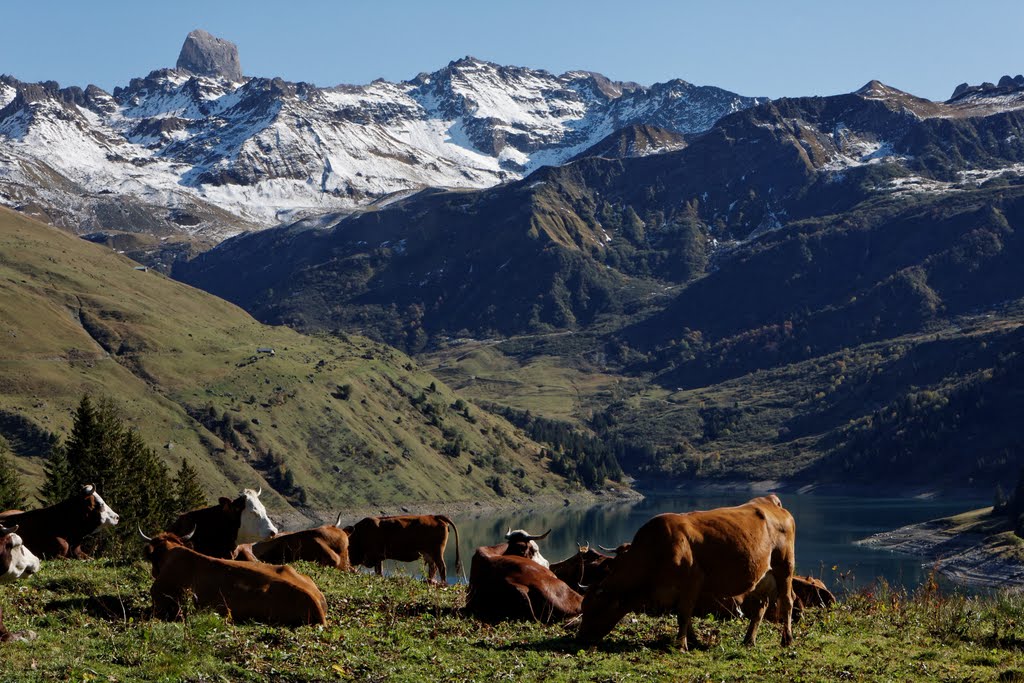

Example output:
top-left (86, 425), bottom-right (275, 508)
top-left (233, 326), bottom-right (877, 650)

top-left (0, 207), bottom-right (582, 522)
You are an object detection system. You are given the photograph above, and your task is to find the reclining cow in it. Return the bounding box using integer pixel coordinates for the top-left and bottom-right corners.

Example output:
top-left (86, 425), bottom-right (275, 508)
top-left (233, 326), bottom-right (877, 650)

top-left (345, 514), bottom-right (461, 583)
top-left (247, 514), bottom-right (351, 570)
top-left (0, 484), bottom-right (119, 559)
top-left (465, 543), bottom-right (582, 623)
top-left (169, 488), bottom-right (278, 559)
top-left (578, 495), bottom-right (797, 651)
top-left (0, 524), bottom-right (41, 642)
top-left (140, 529), bottom-right (327, 626)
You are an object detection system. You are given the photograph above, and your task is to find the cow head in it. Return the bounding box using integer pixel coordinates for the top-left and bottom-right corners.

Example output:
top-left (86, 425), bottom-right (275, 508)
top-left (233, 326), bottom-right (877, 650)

top-left (0, 525), bottom-right (40, 583)
top-left (233, 488), bottom-right (278, 545)
top-left (82, 484), bottom-right (120, 529)
top-left (504, 528), bottom-right (551, 568)
top-left (139, 528), bottom-right (193, 578)
top-left (578, 582), bottom-right (630, 645)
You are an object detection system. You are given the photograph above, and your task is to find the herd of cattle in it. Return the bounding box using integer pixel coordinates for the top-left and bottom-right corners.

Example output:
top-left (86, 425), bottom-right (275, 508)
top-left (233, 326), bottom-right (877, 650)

top-left (0, 485), bottom-right (836, 651)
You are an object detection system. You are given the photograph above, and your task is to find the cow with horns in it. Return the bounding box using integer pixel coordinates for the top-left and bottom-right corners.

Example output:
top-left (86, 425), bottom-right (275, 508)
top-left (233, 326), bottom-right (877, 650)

top-left (344, 514), bottom-right (461, 583)
top-left (140, 528), bottom-right (327, 626)
top-left (168, 488), bottom-right (278, 559)
top-left (0, 484), bottom-right (119, 559)
top-left (578, 495), bottom-right (797, 651)
top-left (245, 514), bottom-right (351, 570)
top-left (550, 543), bottom-right (616, 592)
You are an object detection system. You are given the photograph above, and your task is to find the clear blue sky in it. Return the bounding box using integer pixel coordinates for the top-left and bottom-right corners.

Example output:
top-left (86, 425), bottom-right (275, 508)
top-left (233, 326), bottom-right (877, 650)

top-left (1, 0), bottom-right (1020, 101)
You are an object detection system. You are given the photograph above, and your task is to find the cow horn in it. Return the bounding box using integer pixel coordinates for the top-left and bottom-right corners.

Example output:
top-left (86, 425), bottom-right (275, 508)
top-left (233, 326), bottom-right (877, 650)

top-left (255, 486), bottom-right (262, 497)
top-left (526, 529), bottom-right (551, 541)
top-left (597, 544), bottom-right (616, 553)
top-left (84, 484), bottom-right (94, 494)
top-left (577, 583), bottom-right (589, 591)
top-left (180, 526), bottom-right (196, 542)
top-left (0, 525), bottom-right (17, 536)
top-left (138, 526), bottom-right (153, 542)
top-left (506, 527), bottom-right (512, 538)
top-left (335, 512), bottom-right (344, 527)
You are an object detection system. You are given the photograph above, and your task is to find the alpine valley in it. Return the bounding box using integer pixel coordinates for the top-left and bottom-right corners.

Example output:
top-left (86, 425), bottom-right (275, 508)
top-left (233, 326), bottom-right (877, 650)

top-left (3, 31), bottom-right (1024, 513)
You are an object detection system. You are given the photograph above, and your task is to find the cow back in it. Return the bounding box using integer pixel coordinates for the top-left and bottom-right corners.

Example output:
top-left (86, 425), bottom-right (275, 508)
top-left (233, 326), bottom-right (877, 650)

top-left (252, 525), bottom-right (350, 570)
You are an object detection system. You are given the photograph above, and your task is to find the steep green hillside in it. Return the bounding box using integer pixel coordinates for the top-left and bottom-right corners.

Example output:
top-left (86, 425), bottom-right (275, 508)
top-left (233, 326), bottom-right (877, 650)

top-left (0, 207), bottom-right (581, 521)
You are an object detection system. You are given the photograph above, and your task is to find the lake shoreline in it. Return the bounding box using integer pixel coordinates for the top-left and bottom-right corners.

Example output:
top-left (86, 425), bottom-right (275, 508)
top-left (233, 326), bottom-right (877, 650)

top-left (857, 507), bottom-right (1024, 589)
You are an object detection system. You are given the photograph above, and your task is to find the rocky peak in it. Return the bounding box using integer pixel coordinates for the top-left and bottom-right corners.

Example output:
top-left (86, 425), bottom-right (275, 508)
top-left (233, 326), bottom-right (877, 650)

top-left (176, 29), bottom-right (243, 81)
top-left (950, 75), bottom-right (1024, 101)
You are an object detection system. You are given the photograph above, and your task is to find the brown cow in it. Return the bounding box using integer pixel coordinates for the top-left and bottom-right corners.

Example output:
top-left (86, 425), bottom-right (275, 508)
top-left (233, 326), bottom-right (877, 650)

top-left (1, 484), bottom-right (119, 559)
top-left (250, 515), bottom-right (350, 570)
top-left (140, 530), bottom-right (326, 626)
top-left (345, 514), bottom-right (461, 583)
top-left (169, 488), bottom-right (278, 559)
top-left (578, 495), bottom-right (797, 651)
top-left (465, 545), bottom-right (582, 623)
top-left (550, 544), bottom-right (615, 592)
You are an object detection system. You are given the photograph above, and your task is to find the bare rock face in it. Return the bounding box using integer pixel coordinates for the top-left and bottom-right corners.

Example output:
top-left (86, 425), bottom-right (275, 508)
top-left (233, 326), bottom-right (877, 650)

top-left (176, 29), bottom-right (242, 81)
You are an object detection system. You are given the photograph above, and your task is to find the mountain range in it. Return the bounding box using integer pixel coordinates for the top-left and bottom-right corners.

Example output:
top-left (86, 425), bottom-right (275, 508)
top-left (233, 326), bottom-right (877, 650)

top-left (0, 30), bottom-right (761, 247)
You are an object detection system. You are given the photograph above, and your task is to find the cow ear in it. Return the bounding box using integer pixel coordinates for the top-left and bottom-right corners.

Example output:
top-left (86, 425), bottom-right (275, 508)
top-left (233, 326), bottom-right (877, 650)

top-left (342, 526), bottom-right (354, 536)
top-left (219, 497), bottom-right (232, 508)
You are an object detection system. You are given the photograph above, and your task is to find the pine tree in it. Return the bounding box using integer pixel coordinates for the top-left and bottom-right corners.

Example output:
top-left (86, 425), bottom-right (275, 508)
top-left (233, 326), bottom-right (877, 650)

top-left (174, 459), bottom-right (207, 514)
top-left (0, 443), bottom-right (26, 511)
top-left (40, 442), bottom-right (74, 506)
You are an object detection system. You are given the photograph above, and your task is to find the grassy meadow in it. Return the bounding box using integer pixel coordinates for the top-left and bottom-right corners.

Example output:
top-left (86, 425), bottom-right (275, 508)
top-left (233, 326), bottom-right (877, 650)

top-left (2, 558), bottom-right (1024, 681)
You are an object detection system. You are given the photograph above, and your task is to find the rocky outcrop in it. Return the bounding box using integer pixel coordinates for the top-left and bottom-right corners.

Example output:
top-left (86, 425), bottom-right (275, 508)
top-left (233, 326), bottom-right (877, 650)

top-left (176, 29), bottom-right (242, 81)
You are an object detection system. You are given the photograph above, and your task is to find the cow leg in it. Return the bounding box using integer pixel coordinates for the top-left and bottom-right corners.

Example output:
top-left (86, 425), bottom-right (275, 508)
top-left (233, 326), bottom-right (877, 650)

top-left (424, 551), bottom-right (447, 585)
top-left (513, 585), bottom-right (538, 622)
top-left (675, 570), bottom-right (705, 652)
top-left (770, 552), bottom-right (796, 647)
top-left (374, 561), bottom-right (383, 576)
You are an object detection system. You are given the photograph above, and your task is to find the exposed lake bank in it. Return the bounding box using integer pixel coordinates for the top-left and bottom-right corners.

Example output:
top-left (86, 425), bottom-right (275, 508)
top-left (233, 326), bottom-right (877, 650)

top-left (858, 507), bottom-right (1024, 589)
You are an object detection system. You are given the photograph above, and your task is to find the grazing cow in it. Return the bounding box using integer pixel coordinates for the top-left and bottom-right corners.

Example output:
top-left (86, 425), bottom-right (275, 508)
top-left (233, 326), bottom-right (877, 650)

top-left (250, 514), bottom-right (350, 570)
top-left (140, 530), bottom-right (326, 626)
top-left (169, 488), bottom-right (278, 559)
top-left (345, 514), bottom-right (461, 583)
top-left (578, 495), bottom-right (797, 651)
top-left (550, 544), bottom-right (615, 592)
top-left (0, 484), bottom-right (119, 559)
top-left (465, 545), bottom-right (582, 623)
top-left (504, 529), bottom-right (551, 567)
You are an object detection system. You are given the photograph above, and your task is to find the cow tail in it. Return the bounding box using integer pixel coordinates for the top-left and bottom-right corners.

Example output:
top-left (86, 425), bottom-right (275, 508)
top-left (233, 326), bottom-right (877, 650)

top-left (438, 515), bottom-right (463, 578)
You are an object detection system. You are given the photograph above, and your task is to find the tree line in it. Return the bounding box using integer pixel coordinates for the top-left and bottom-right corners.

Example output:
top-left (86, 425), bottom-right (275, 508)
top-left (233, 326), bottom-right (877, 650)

top-left (0, 395), bottom-right (207, 558)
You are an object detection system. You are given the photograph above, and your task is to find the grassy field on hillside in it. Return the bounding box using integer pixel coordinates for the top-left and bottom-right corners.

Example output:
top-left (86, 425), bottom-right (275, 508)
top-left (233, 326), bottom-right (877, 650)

top-left (0, 208), bottom-right (579, 523)
top-left (2, 558), bottom-right (1024, 681)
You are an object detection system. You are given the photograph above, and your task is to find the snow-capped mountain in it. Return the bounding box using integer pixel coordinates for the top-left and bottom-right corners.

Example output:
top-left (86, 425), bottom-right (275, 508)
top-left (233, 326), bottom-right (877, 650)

top-left (0, 31), bottom-right (763, 241)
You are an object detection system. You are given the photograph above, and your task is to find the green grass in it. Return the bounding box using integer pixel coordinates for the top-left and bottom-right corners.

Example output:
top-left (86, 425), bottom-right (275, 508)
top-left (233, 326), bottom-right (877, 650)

top-left (3, 560), bottom-right (1024, 681)
top-left (0, 207), bottom-right (580, 523)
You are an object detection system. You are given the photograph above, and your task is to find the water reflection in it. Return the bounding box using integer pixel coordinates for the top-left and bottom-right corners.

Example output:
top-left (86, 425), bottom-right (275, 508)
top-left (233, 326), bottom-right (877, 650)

top-left (406, 491), bottom-right (987, 593)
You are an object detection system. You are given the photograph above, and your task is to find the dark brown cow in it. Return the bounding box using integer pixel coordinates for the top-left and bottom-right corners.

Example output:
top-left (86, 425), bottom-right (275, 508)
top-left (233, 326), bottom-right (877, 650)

top-left (141, 531), bottom-right (326, 626)
top-left (578, 495), bottom-right (797, 651)
top-left (1, 484), bottom-right (119, 559)
top-left (169, 488), bottom-right (278, 559)
top-left (465, 545), bottom-right (582, 623)
top-left (345, 514), bottom-right (461, 583)
top-left (550, 544), bottom-right (615, 592)
top-left (250, 516), bottom-right (350, 570)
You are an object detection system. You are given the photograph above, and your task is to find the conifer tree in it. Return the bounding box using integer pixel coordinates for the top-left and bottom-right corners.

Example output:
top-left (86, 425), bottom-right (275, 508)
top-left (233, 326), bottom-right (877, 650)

top-left (174, 459), bottom-right (207, 514)
top-left (0, 443), bottom-right (26, 511)
top-left (40, 442), bottom-right (74, 506)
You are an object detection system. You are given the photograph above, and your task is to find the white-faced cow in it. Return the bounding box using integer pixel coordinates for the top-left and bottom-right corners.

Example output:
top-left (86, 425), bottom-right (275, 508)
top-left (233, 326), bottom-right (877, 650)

top-left (0, 524), bottom-right (41, 643)
top-left (345, 514), bottom-right (461, 583)
top-left (169, 488), bottom-right (278, 559)
top-left (0, 484), bottom-right (119, 559)
top-left (465, 542), bottom-right (582, 623)
top-left (504, 528), bottom-right (551, 567)
top-left (140, 530), bottom-right (327, 626)
top-left (578, 495), bottom-right (797, 651)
